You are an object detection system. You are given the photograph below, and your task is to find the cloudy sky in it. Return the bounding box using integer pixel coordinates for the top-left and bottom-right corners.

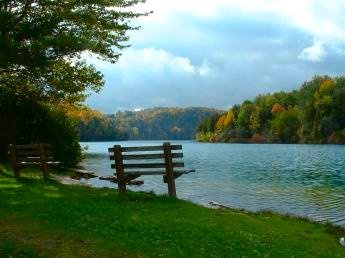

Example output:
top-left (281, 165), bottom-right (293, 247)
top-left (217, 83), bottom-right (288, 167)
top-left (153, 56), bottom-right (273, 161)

top-left (86, 0), bottom-right (345, 113)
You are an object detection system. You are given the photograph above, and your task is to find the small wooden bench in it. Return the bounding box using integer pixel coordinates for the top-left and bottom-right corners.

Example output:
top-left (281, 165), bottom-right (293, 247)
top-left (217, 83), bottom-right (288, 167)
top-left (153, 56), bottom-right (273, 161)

top-left (8, 143), bottom-right (60, 180)
top-left (107, 142), bottom-right (194, 197)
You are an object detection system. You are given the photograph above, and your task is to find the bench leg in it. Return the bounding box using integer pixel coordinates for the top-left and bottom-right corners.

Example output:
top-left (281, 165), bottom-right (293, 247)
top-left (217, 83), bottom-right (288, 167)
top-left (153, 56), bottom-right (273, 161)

top-left (166, 175), bottom-right (176, 197)
top-left (113, 145), bottom-right (127, 195)
top-left (13, 166), bottom-right (20, 178)
top-left (38, 144), bottom-right (49, 181)
top-left (118, 179), bottom-right (127, 194)
top-left (9, 144), bottom-right (20, 178)
top-left (163, 142), bottom-right (177, 197)
top-left (41, 165), bottom-right (49, 181)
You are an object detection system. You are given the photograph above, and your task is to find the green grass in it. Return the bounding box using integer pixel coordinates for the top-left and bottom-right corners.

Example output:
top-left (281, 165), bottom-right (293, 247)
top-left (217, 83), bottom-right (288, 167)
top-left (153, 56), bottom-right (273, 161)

top-left (0, 164), bottom-right (344, 257)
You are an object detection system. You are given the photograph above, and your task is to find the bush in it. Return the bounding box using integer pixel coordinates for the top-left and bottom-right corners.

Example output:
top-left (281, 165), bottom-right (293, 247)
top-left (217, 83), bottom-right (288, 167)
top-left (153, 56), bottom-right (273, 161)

top-left (0, 88), bottom-right (81, 166)
top-left (33, 106), bottom-right (82, 166)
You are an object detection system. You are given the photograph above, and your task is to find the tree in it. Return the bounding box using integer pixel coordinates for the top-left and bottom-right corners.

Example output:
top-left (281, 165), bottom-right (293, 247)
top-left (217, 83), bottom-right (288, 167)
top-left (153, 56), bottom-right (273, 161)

top-left (196, 76), bottom-right (345, 144)
top-left (249, 106), bottom-right (261, 133)
top-left (313, 79), bottom-right (336, 139)
top-left (216, 114), bottom-right (226, 131)
top-left (0, 0), bottom-right (147, 162)
top-left (112, 107), bottom-right (220, 140)
top-left (197, 113), bottom-right (221, 134)
top-left (271, 103), bottom-right (285, 114)
top-left (0, 0), bottom-right (147, 102)
top-left (229, 101), bottom-right (253, 139)
top-left (271, 108), bottom-right (300, 143)
top-left (0, 87), bottom-right (81, 165)
top-left (223, 110), bottom-right (235, 129)
top-left (73, 108), bottom-right (129, 141)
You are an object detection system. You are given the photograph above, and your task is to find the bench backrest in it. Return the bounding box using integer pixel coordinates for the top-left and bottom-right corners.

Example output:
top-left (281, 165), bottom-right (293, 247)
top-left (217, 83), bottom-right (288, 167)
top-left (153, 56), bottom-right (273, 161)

top-left (108, 142), bottom-right (184, 196)
top-left (8, 143), bottom-right (54, 179)
top-left (9, 144), bottom-right (54, 163)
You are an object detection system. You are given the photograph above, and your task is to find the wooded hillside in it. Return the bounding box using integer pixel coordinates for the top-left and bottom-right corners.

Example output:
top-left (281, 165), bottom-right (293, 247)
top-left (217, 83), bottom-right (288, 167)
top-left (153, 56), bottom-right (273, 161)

top-left (197, 76), bottom-right (345, 144)
top-left (77, 107), bottom-right (221, 141)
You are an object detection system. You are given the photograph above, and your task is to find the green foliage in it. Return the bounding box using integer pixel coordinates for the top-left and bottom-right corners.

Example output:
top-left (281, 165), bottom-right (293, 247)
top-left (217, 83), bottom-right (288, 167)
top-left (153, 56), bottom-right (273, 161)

top-left (77, 111), bottom-right (128, 141)
top-left (40, 107), bottom-right (82, 166)
top-left (0, 88), bottom-right (81, 165)
top-left (0, 0), bottom-right (145, 103)
top-left (110, 107), bottom-right (221, 140)
top-left (197, 113), bottom-right (222, 134)
top-left (197, 76), bottom-right (345, 144)
top-left (0, 0), bottom-right (146, 163)
top-left (196, 132), bottom-right (216, 142)
top-left (0, 167), bottom-right (344, 257)
top-left (0, 0), bottom-right (144, 68)
top-left (0, 59), bottom-right (104, 105)
top-left (271, 108), bottom-right (301, 143)
top-left (76, 107), bottom-right (220, 141)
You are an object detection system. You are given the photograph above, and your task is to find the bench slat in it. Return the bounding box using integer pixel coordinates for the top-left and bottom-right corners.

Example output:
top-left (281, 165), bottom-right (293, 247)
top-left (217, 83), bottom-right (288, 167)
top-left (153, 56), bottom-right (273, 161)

top-left (14, 145), bottom-right (38, 150)
top-left (122, 170), bottom-right (192, 175)
top-left (108, 145), bottom-right (182, 153)
top-left (111, 162), bottom-right (184, 169)
top-left (16, 150), bottom-right (53, 155)
top-left (18, 160), bottom-right (60, 164)
top-left (17, 157), bottom-right (41, 162)
top-left (108, 146), bottom-right (162, 152)
top-left (15, 144), bottom-right (52, 151)
top-left (46, 161), bottom-right (61, 165)
top-left (16, 151), bottom-right (39, 156)
top-left (122, 146), bottom-right (163, 152)
top-left (110, 152), bottom-right (183, 160)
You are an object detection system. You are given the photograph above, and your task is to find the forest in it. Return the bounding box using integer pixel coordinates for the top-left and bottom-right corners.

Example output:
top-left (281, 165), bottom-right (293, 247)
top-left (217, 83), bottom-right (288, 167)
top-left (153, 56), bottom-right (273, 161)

top-left (77, 107), bottom-right (220, 141)
top-left (197, 76), bottom-right (345, 144)
top-left (69, 108), bottom-right (129, 142)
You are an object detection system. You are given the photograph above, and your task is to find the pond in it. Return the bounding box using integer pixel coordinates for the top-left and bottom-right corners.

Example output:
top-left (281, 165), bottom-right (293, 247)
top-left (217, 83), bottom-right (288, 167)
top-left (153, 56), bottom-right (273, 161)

top-left (80, 141), bottom-right (345, 227)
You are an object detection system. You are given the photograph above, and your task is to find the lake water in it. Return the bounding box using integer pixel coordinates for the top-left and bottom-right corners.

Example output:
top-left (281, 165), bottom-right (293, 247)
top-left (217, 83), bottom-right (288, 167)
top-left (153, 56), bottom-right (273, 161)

top-left (80, 141), bottom-right (345, 227)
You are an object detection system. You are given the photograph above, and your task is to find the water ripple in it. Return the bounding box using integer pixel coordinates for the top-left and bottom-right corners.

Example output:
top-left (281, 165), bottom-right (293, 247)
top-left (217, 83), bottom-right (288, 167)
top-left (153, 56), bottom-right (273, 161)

top-left (80, 141), bottom-right (345, 227)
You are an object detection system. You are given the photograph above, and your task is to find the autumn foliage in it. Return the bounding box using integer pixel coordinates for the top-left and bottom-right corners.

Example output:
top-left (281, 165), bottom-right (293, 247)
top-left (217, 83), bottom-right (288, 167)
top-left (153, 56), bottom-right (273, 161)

top-left (271, 103), bottom-right (285, 114)
top-left (197, 76), bottom-right (345, 143)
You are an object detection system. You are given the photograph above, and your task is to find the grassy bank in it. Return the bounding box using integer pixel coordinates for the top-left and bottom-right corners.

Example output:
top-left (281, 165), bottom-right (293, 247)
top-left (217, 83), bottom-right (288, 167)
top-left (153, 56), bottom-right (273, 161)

top-left (0, 164), bottom-right (344, 257)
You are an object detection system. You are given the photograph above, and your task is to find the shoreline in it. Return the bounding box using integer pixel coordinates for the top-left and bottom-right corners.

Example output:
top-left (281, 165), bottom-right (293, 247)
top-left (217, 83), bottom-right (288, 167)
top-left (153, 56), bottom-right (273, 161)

top-left (53, 171), bottom-right (345, 230)
top-left (1, 164), bottom-right (345, 256)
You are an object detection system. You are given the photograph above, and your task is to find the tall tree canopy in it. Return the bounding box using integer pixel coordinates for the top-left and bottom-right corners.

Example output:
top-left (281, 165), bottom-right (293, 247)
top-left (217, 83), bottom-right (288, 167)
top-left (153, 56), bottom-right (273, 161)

top-left (0, 0), bottom-right (147, 164)
top-left (0, 0), bottom-right (146, 103)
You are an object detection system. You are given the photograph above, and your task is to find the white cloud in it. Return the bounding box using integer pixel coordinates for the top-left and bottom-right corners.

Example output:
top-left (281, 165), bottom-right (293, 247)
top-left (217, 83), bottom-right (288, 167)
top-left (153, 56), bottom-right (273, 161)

top-left (135, 0), bottom-right (345, 43)
top-left (131, 0), bottom-right (345, 66)
top-left (86, 0), bottom-right (345, 112)
top-left (197, 60), bottom-right (213, 77)
top-left (298, 40), bottom-right (326, 62)
top-left (108, 47), bottom-right (213, 77)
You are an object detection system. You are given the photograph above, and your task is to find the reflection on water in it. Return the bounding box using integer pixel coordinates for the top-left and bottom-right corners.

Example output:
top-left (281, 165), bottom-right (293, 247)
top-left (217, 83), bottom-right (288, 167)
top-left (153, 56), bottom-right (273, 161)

top-left (80, 141), bottom-right (345, 227)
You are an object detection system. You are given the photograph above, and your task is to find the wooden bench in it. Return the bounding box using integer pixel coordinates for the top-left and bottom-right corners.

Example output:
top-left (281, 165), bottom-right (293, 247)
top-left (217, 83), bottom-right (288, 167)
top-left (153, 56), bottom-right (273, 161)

top-left (8, 143), bottom-right (60, 180)
top-left (107, 142), bottom-right (194, 197)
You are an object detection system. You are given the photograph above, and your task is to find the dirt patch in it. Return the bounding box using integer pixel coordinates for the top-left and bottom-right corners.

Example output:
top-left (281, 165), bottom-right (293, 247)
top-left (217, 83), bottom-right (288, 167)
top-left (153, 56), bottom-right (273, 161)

top-left (50, 174), bottom-right (92, 187)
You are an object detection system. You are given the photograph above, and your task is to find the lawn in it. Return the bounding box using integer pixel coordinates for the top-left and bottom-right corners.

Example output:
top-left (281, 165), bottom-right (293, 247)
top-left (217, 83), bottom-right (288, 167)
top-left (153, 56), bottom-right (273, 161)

top-left (0, 164), bottom-right (344, 257)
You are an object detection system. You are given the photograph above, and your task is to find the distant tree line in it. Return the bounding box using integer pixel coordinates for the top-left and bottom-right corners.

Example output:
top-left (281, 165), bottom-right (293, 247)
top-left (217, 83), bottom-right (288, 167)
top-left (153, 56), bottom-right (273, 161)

top-left (77, 107), bottom-right (221, 141)
top-left (69, 108), bottom-right (128, 142)
top-left (197, 76), bottom-right (345, 144)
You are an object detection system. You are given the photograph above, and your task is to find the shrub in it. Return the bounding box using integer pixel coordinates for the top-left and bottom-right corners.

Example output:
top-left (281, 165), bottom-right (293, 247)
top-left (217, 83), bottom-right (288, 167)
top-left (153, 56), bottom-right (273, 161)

top-left (0, 88), bottom-right (81, 166)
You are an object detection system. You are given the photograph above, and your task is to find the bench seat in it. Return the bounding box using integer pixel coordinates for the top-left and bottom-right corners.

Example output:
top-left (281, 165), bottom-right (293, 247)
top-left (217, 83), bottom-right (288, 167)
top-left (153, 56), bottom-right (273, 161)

top-left (8, 143), bottom-right (59, 180)
top-left (107, 142), bottom-right (195, 197)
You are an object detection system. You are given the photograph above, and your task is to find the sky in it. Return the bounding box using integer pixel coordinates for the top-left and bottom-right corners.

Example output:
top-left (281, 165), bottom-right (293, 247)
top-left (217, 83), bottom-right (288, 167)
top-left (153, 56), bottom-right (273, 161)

top-left (86, 0), bottom-right (345, 113)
